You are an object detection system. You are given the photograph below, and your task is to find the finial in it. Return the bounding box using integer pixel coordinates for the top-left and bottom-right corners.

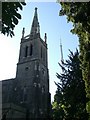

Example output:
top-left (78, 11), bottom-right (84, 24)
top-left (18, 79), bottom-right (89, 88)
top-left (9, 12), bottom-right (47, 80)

top-left (34, 7), bottom-right (38, 17)
top-left (44, 33), bottom-right (47, 43)
top-left (22, 27), bottom-right (25, 38)
top-left (35, 7), bottom-right (37, 11)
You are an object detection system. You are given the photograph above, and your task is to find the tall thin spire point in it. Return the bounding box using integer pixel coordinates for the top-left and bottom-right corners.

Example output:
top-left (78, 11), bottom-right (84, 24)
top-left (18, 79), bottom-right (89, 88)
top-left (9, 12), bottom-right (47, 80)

top-left (34, 7), bottom-right (38, 17)
top-left (60, 38), bottom-right (64, 64)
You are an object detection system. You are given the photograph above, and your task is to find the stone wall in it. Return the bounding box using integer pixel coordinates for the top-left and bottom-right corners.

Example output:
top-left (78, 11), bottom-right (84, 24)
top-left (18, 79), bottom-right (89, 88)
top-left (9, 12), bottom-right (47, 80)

top-left (2, 103), bottom-right (26, 119)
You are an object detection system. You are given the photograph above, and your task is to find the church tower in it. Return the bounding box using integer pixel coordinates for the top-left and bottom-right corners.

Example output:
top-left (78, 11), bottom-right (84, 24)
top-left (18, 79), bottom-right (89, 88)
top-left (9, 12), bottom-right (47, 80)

top-left (14, 7), bottom-right (51, 119)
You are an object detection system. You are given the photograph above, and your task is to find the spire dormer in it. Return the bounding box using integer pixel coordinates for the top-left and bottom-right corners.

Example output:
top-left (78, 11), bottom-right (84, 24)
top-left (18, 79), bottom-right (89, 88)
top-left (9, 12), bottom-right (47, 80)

top-left (30, 7), bottom-right (40, 36)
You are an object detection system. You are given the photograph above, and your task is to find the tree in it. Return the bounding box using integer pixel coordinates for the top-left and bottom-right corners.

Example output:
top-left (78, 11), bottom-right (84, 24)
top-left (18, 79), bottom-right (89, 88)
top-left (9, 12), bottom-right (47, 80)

top-left (52, 50), bottom-right (88, 120)
top-left (58, 2), bottom-right (90, 118)
top-left (1, 1), bottom-right (26, 37)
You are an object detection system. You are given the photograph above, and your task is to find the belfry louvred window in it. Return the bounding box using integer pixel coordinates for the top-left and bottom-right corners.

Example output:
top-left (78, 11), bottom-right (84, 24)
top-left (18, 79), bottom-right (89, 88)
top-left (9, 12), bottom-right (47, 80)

top-left (25, 46), bottom-right (28, 57)
top-left (30, 44), bottom-right (33, 56)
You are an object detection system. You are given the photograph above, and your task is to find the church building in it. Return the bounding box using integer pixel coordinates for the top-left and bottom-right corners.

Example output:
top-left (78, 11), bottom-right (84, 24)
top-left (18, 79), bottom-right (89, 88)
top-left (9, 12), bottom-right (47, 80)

top-left (1, 7), bottom-right (51, 120)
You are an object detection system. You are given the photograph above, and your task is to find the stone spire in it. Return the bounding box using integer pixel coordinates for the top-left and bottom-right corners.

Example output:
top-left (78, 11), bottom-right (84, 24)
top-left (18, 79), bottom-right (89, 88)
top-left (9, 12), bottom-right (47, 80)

top-left (30, 7), bottom-right (40, 36)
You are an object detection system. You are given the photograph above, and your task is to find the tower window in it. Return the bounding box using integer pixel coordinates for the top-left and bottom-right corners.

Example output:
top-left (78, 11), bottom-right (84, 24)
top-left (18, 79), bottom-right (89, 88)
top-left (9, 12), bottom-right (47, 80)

top-left (30, 44), bottom-right (33, 56)
top-left (25, 46), bottom-right (28, 57)
top-left (43, 49), bottom-right (45, 61)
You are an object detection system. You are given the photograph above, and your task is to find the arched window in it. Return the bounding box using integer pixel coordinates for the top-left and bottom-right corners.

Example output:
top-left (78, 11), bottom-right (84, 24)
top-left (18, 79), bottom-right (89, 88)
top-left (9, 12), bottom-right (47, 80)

top-left (30, 44), bottom-right (33, 56)
top-left (25, 46), bottom-right (28, 57)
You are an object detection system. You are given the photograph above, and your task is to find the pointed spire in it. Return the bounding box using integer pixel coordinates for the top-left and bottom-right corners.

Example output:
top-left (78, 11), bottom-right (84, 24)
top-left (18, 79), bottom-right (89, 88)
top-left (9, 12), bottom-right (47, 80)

top-left (60, 38), bottom-right (64, 64)
top-left (30, 7), bottom-right (40, 36)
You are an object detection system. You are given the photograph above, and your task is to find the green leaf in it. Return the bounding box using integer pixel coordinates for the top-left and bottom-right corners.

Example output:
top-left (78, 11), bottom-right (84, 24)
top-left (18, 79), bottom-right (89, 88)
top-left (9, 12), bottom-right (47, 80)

top-left (21, 2), bottom-right (26, 6)
top-left (2, 2), bottom-right (26, 37)
top-left (15, 12), bottom-right (21, 19)
top-left (13, 16), bottom-right (18, 25)
top-left (16, 2), bottom-right (23, 10)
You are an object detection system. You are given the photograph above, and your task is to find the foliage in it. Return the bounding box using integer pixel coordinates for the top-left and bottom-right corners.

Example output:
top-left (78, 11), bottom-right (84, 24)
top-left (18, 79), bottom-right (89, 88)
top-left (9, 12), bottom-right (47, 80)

top-left (58, 2), bottom-right (90, 118)
top-left (2, 2), bottom-right (26, 37)
top-left (52, 50), bottom-right (88, 120)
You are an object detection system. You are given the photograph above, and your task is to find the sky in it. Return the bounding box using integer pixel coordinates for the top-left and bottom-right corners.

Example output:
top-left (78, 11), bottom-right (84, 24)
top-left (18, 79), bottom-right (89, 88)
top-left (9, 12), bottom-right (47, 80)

top-left (0, 2), bottom-right (79, 102)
